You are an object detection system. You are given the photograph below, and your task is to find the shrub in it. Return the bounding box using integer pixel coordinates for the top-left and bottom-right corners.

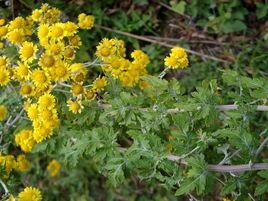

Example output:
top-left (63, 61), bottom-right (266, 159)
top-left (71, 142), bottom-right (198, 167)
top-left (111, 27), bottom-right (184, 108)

top-left (0, 3), bottom-right (267, 201)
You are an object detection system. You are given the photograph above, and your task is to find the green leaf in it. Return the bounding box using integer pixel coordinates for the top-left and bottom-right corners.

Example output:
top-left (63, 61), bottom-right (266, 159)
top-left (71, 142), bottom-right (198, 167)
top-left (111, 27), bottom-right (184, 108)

top-left (255, 180), bottom-right (268, 195)
top-left (175, 172), bottom-right (207, 196)
top-left (256, 3), bottom-right (268, 19)
top-left (240, 77), bottom-right (263, 88)
top-left (171, 1), bottom-right (186, 14)
top-left (222, 20), bottom-right (246, 33)
top-left (106, 157), bottom-right (126, 185)
top-left (175, 177), bottom-right (198, 196)
top-left (221, 182), bottom-right (237, 195)
top-left (222, 70), bottom-right (239, 86)
top-left (258, 170), bottom-right (268, 178)
top-left (141, 75), bottom-right (168, 90)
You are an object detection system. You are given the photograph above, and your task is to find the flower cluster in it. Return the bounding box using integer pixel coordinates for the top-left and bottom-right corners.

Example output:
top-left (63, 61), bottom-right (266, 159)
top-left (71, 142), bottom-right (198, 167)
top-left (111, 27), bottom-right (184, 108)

top-left (164, 47), bottom-right (189, 69)
top-left (46, 159), bottom-right (61, 177)
top-left (0, 4), bottom-right (188, 156)
top-left (96, 38), bottom-right (150, 87)
top-left (0, 4), bottom-right (97, 152)
top-left (0, 153), bottom-right (30, 178)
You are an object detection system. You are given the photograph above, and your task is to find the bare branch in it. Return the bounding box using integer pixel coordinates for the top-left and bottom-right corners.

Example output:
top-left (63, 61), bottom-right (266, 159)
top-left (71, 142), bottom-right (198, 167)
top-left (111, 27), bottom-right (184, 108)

top-left (100, 104), bottom-right (268, 112)
top-left (207, 163), bottom-right (268, 172)
top-left (95, 24), bottom-right (227, 63)
top-left (118, 147), bottom-right (268, 172)
top-left (6, 109), bottom-right (25, 128)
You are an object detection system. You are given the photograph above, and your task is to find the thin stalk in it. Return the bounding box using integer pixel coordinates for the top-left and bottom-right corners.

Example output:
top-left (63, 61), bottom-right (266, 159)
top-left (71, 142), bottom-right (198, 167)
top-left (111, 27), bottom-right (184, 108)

top-left (255, 136), bottom-right (268, 158)
top-left (6, 109), bottom-right (25, 127)
top-left (158, 68), bottom-right (169, 79)
top-left (0, 179), bottom-right (9, 195)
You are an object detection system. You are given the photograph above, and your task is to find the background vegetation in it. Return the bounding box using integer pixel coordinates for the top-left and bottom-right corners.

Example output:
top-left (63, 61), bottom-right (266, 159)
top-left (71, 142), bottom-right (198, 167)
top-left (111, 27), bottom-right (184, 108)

top-left (0, 0), bottom-right (267, 200)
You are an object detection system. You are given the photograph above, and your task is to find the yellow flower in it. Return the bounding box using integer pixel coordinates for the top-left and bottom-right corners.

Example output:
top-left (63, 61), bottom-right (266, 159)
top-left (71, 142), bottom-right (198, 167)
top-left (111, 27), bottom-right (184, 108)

top-left (18, 187), bottom-right (42, 201)
top-left (49, 23), bottom-right (64, 39)
top-left (96, 38), bottom-right (114, 59)
top-left (0, 67), bottom-right (10, 86)
top-left (40, 108), bottom-right (57, 121)
top-left (131, 50), bottom-right (150, 67)
top-left (38, 93), bottom-right (56, 109)
top-left (96, 38), bottom-right (125, 59)
top-left (0, 154), bottom-right (16, 177)
top-left (72, 72), bottom-right (85, 83)
top-left (6, 29), bottom-right (26, 45)
top-left (0, 56), bottom-right (10, 66)
top-left (84, 89), bottom-right (96, 101)
top-left (27, 104), bottom-right (39, 121)
top-left (63, 46), bottom-right (75, 60)
top-left (15, 129), bottom-right (36, 152)
top-left (0, 19), bottom-right (5, 26)
top-left (92, 76), bottom-right (107, 92)
top-left (31, 69), bottom-right (50, 87)
top-left (67, 100), bottom-right (83, 114)
top-left (31, 9), bottom-right (43, 22)
top-left (15, 61), bottom-right (31, 82)
top-left (0, 105), bottom-right (7, 121)
top-left (78, 13), bottom-right (95, 29)
top-left (71, 83), bottom-right (84, 97)
top-left (34, 85), bottom-right (52, 98)
top-left (119, 71), bottom-right (136, 87)
top-left (43, 117), bottom-right (59, 130)
top-left (37, 24), bottom-right (49, 40)
top-left (20, 83), bottom-right (34, 97)
top-left (51, 61), bottom-right (70, 82)
top-left (19, 42), bottom-right (38, 63)
top-left (33, 126), bottom-right (53, 142)
top-left (164, 47), bottom-right (189, 69)
top-left (16, 154), bottom-right (30, 172)
top-left (47, 159), bottom-right (61, 177)
top-left (63, 22), bottom-right (78, 37)
top-left (69, 35), bottom-right (82, 48)
top-left (0, 25), bottom-right (8, 39)
top-left (0, 42), bottom-right (4, 48)
top-left (45, 41), bottom-right (64, 56)
top-left (38, 53), bottom-right (56, 69)
top-left (8, 17), bottom-right (26, 31)
top-left (38, 25), bottom-right (49, 46)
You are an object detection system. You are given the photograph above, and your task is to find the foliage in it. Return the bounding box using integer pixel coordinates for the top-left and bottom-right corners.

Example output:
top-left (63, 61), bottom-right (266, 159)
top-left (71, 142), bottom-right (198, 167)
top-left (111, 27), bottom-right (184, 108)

top-left (0, 1), bottom-right (267, 201)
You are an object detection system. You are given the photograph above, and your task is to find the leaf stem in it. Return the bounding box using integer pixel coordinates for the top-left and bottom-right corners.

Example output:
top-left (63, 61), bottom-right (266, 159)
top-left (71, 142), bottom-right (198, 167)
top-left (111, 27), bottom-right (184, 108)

top-left (255, 136), bottom-right (268, 158)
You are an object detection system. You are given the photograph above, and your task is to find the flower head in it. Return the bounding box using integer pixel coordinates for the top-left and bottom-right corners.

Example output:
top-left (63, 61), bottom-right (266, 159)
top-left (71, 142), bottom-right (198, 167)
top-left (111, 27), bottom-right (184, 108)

top-left (47, 159), bottom-right (61, 177)
top-left (0, 105), bottom-right (7, 121)
top-left (16, 154), bottom-right (30, 171)
top-left (38, 93), bottom-right (56, 109)
top-left (92, 76), bottom-right (107, 92)
top-left (18, 187), bottom-right (42, 201)
top-left (19, 42), bottom-right (38, 63)
top-left (20, 83), bottom-right (35, 97)
top-left (67, 100), bottom-right (83, 114)
top-left (7, 29), bottom-right (26, 45)
top-left (15, 129), bottom-right (36, 152)
top-left (32, 69), bottom-right (50, 87)
top-left (0, 67), bottom-right (10, 86)
top-left (78, 13), bottom-right (94, 29)
top-left (164, 47), bottom-right (188, 69)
